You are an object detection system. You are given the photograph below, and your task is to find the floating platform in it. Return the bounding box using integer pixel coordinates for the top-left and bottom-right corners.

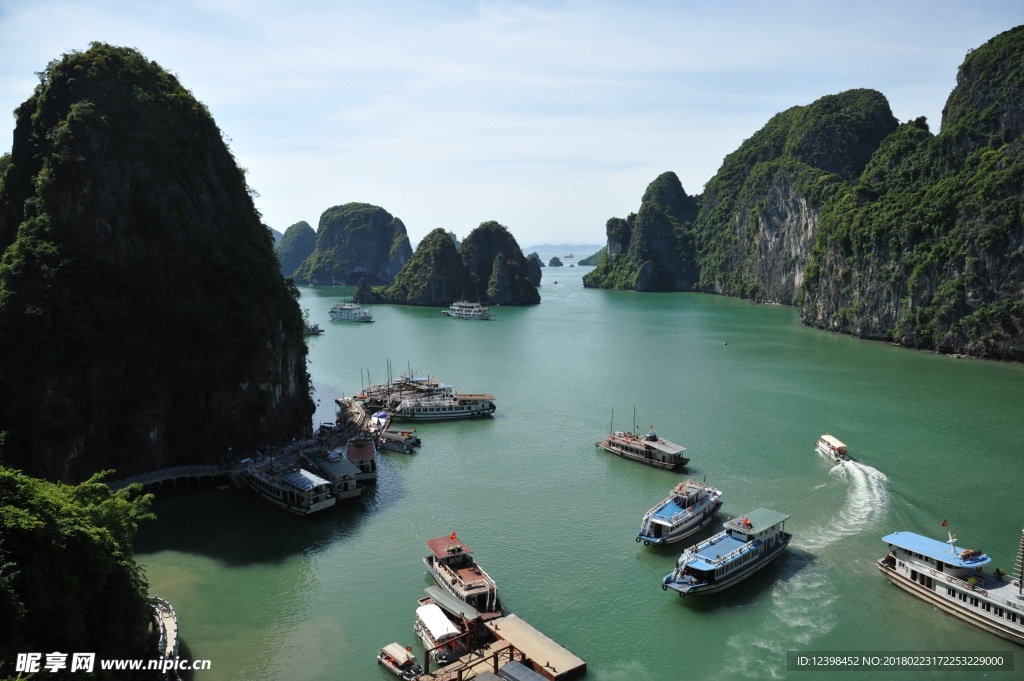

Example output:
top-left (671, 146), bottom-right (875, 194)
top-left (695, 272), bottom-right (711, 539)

top-left (484, 614), bottom-right (586, 680)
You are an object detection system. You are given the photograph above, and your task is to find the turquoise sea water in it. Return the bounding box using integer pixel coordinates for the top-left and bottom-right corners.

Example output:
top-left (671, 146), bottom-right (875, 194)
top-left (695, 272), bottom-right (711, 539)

top-left (136, 261), bottom-right (1024, 680)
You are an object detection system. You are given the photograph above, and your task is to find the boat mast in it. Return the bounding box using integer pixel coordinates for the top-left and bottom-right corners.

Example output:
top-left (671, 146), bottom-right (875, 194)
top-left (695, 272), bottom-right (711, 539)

top-left (1016, 525), bottom-right (1024, 595)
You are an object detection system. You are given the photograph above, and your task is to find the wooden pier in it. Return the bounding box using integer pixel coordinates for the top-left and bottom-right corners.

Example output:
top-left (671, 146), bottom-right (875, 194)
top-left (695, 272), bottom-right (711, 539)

top-left (484, 615), bottom-right (586, 680)
top-left (107, 465), bottom-right (228, 491)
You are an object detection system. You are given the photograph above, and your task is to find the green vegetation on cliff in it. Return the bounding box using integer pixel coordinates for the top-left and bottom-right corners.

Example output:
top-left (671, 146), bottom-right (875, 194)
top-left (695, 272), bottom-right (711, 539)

top-left (375, 228), bottom-right (473, 305)
top-left (0, 43), bottom-right (312, 481)
top-left (583, 171), bottom-right (699, 291)
top-left (276, 220), bottom-right (316, 278)
top-left (692, 89), bottom-right (897, 299)
top-left (292, 203), bottom-right (412, 285)
top-left (801, 26), bottom-right (1024, 359)
top-left (378, 222), bottom-right (539, 305)
top-left (0, 467), bottom-right (154, 678)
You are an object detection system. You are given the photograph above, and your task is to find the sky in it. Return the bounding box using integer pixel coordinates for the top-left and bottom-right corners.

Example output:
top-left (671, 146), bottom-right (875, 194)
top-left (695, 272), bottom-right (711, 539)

top-left (1, 1), bottom-right (1022, 249)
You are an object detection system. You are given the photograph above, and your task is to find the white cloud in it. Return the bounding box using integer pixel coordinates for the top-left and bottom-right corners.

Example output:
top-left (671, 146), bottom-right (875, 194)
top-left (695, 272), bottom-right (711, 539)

top-left (1, 0), bottom-right (1022, 245)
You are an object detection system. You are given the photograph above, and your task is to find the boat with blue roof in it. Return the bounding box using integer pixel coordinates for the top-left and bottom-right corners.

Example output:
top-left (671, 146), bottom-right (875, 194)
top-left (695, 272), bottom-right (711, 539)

top-left (662, 509), bottom-right (792, 596)
top-left (878, 526), bottom-right (1024, 645)
top-left (636, 480), bottom-right (723, 546)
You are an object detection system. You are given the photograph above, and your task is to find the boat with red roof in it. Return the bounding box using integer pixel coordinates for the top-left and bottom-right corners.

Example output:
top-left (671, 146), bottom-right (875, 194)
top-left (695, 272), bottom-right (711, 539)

top-left (423, 533), bottom-right (503, 618)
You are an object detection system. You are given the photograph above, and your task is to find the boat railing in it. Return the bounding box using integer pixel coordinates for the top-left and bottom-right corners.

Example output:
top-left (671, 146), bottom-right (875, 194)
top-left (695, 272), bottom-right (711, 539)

top-left (911, 560), bottom-right (1024, 613)
top-left (436, 562), bottom-right (494, 592)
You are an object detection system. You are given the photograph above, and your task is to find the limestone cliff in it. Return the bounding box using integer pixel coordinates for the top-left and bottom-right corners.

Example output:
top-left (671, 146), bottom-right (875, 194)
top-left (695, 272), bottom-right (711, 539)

top-left (800, 26), bottom-right (1024, 360)
top-left (583, 172), bottom-right (699, 291)
top-left (0, 44), bottom-right (313, 481)
top-left (459, 221), bottom-right (540, 305)
top-left (375, 227), bottom-right (473, 305)
top-left (293, 203), bottom-right (412, 285)
top-left (276, 220), bottom-right (316, 278)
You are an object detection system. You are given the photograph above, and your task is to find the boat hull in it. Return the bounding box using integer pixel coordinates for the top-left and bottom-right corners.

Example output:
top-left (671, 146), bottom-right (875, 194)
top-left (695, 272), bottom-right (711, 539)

top-left (663, 533), bottom-right (791, 596)
top-left (596, 441), bottom-right (688, 470)
top-left (393, 403), bottom-right (496, 421)
top-left (877, 562), bottom-right (1024, 646)
top-left (247, 484), bottom-right (336, 516)
top-left (638, 499), bottom-right (722, 545)
top-left (424, 558), bottom-right (503, 615)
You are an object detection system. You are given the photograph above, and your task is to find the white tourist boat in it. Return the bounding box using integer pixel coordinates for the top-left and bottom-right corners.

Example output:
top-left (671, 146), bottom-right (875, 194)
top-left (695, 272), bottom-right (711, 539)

top-left (393, 394), bottom-right (496, 421)
top-left (242, 462), bottom-right (336, 516)
top-left (662, 509), bottom-right (792, 596)
top-left (413, 603), bottom-right (467, 665)
top-left (441, 301), bottom-right (492, 320)
top-left (878, 527), bottom-right (1024, 646)
top-left (300, 448), bottom-right (364, 500)
top-left (376, 642), bottom-right (423, 681)
top-left (423, 533), bottom-right (503, 616)
top-left (596, 427), bottom-right (690, 470)
top-left (816, 433), bottom-right (849, 461)
top-left (329, 301), bottom-right (374, 322)
top-left (636, 480), bottom-right (723, 546)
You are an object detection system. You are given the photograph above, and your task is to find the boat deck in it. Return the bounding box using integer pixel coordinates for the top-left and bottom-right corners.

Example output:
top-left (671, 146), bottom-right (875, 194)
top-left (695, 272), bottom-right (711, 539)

top-left (652, 498), bottom-right (687, 523)
top-left (689, 534), bottom-right (749, 570)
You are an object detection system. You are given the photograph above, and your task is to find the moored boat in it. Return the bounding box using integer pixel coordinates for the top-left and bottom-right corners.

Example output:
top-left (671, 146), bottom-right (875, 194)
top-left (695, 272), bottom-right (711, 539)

top-left (413, 603), bottom-right (467, 666)
top-left (377, 642), bottom-right (423, 681)
top-left (441, 301), bottom-right (492, 320)
top-left (816, 433), bottom-right (849, 461)
top-left (301, 448), bottom-right (364, 500)
top-left (329, 301), bottom-right (374, 322)
top-left (596, 427), bottom-right (689, 470)
top-left (662, 509), bottom-right (792, 596)
top-left (345, 432), bottom-right (378, 482)
top-left (424, 533), bottom-right (503, 617)
top-left (394, 394), bottom-right (496, 421)
top-left (636, 480), bottom-right (723, 546)
top-left (242, 462), bottom-right (337, 516)
top-left (877, 527), bottom-right (1024, 646)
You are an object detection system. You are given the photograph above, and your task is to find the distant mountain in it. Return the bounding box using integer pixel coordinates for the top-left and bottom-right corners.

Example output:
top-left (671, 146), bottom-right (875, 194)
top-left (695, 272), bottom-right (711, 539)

top-left (276, 220), bottom-right (316, 278)
top-left (521, 243), bottom-right (603, 253)
top-left (378, 221), bottom-right (540, 306)
top-left (292, 203), bottom-right (412, 285)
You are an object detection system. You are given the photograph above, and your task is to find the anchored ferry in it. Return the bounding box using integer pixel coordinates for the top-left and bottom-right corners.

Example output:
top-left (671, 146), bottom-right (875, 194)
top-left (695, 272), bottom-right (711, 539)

top-left (424, 533), bottom-right (503, 617)
top-left (662, 509), bottom-right (792, 596)
top-left (596, 428), bottom-right (690, 470)
top-left (637, 480), bottom-right (723, 546)
top-left (878, 528), bottom-right (1024, 646)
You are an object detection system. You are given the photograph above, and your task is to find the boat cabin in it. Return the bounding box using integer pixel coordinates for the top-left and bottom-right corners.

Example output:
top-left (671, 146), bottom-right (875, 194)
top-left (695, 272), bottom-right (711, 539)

top-left (414, 604), bottom-right (465, 663)
top-left (882, 531), bottom-right (992, 580)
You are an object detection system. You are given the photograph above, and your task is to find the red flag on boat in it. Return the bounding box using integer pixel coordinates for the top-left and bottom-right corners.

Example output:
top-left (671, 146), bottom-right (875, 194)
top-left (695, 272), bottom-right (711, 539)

top-left (942, 519), bottom-right (948, 527)
top-left (449, 532), bottom-right (457, 540)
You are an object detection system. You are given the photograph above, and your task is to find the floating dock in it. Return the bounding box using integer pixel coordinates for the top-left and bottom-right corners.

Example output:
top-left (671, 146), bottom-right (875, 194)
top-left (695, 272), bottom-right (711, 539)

top-left (483, 614), bottom-right (586, 680)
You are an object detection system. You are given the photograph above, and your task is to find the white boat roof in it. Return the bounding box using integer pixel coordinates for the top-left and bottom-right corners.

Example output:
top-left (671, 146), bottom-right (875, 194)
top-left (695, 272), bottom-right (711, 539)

top-left (280, 468), bottom-right (330, 492)
top-left (819, 434), bottom-right (847, 448)
top-left (725, 508), bottom-right (790, 534)
top-left (381, 643), bottom-right (416, 665)
top-left (415, 604), bottom-right (461, 642)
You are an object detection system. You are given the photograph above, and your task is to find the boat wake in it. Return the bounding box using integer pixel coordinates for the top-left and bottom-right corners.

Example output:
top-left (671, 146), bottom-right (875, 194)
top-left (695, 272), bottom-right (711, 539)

top-left (798, 460), bottom-right (889, 551)
top-left (723, 553), bottom-right (838, 678)
top-left (723, 461), bottom-right (888, 676)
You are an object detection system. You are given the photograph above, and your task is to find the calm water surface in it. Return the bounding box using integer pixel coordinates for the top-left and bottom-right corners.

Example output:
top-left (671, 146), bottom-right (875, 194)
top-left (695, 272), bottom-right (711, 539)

top-left (136, 260), bottom-right (1024, 680)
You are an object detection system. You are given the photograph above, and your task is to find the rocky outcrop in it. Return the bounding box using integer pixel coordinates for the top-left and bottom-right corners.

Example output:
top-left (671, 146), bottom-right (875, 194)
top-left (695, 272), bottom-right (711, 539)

top-left (292, 203), bottom-right (412, 285)
top-left (276, 220), bottom-right (316, 277)
top-left (459, 221), bottom-right (540, 305)
top-left (583, 172), bottom-right (699, 291)
top-left (375, 228), bottom-right (473, 305)
top-left (548, 256), bottom-right (563, 267)
top-left (525, 252), bottom-right (543, 286)
top-left (0, 44), bottom-right (313, 481)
